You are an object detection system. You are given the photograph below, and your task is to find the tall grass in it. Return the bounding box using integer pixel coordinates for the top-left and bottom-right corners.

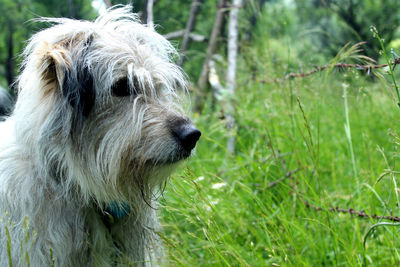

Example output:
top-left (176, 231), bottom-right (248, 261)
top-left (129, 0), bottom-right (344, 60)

top-left (160, 25), bottom-right (400, 266)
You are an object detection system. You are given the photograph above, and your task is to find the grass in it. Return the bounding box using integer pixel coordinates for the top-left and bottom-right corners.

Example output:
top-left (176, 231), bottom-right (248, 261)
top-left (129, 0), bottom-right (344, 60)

top-left (160, 35), bottom-right (400, 266)
top-left (4, 13), bottom-right (400, 267)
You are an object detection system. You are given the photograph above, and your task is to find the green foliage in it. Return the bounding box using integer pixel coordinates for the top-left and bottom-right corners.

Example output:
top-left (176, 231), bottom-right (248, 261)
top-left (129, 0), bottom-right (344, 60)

top-left (2, 214), bottom-right (35, 267)
top-left (154, 0), bottom-right (219, 80)
top-left (32, 0), bottom-right (96, 19)
top-left (297, 0), bottom-right (400, 59)
top-left (162, 64), bottom-right (400, 266)
top-left (0, 0), bottom-right (95, 87)
top-left (161, 13), bottom-right (400, 265)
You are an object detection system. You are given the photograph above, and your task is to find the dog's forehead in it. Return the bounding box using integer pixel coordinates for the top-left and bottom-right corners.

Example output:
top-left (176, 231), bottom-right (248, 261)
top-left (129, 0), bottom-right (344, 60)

top-left (90, 31), bottom-right (166, 70)
top-left (24, 8), bottom-right (187, 102)
top-left (94, 25), bottom-right (169, 58)
top-left (31, 8), bottom-right (175, 61)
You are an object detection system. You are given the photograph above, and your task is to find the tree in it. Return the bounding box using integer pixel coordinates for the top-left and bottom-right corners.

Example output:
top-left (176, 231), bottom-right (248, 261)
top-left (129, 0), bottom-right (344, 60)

top-left (177, 0), bottom-right (203, 66)
top-left (0, 0), bottom-right (96, 88)
top-left (0, 0), bottom-right (35, 88)
top-left (297, 0), bottom-right (400, 59)
top-left (225, 0), bottom-right (242, 153)
top-left (196, 0), bottom-right (229, 110)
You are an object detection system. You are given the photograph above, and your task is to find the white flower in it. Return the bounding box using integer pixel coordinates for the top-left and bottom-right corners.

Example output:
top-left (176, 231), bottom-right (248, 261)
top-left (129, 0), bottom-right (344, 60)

top-left (212, 182), bottom-right (227, 189)
top-left (195, 176), bottom-right (204, 182)
top-left (210, 199), bottom-right (219, 205)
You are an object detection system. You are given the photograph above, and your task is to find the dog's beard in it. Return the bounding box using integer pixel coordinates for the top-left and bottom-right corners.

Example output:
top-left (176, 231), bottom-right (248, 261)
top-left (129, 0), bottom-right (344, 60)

top-left (143, 146), bottom-right (193, 165)
top-left (114, 156), bottom-right (180, 209)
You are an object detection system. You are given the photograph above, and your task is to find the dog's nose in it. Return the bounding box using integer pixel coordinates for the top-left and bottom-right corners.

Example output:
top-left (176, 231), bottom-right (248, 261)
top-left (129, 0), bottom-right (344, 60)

top-left (173, 124), bottom-right (201, 152)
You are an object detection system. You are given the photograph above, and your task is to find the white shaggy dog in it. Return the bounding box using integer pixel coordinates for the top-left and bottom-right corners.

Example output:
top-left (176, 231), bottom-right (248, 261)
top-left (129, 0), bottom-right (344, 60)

top-left (0, 6), bottom-right (200, 266)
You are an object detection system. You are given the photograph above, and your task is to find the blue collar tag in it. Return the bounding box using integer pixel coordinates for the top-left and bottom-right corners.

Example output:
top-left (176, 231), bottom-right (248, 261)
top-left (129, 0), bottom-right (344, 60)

top-left (105, 201), bottom-right (131, 219)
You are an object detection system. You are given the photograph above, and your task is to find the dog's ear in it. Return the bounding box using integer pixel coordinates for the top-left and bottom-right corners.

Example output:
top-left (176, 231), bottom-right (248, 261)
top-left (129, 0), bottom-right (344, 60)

top-left (39, 42), bottom-right (71, 94)
top-left (40, 38), bottom-right (95, 118)
top-left (62, 62), bottom-right (95, 118)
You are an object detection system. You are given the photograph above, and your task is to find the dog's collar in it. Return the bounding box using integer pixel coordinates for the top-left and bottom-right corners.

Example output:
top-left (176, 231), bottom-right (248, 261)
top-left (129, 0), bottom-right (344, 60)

top-left (104, 201), bottom-right (131, 220)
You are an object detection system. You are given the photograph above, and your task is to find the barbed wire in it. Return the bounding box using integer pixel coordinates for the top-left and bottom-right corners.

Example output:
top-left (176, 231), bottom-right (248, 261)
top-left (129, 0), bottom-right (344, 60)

top-left (266, 171), bottom-right (400, 222)
top-left (303, 199), bottom-right (400, 222)
top-left (261, 57), bottom-right (400, 83)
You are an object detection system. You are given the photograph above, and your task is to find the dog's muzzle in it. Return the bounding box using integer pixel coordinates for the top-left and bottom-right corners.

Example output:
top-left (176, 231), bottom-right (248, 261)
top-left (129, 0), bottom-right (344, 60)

top-left (171, 122), bottom-right (201, 159)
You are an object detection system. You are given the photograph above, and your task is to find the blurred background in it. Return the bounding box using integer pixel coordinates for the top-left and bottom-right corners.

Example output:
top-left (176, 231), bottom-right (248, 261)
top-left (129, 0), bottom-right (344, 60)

top-left (3, 1), bottom-right (400, 266)
top-left (2, 0), bottom-right (400, 92)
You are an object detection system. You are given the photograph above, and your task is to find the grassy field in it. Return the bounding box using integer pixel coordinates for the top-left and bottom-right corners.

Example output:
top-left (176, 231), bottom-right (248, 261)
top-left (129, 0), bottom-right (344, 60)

top-left (160, 35), bottom-right (400, 266)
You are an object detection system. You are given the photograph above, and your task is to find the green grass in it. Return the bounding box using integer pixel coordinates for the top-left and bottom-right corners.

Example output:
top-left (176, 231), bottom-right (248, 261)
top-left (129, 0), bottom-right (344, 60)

top-left (160, 37), bottom-right (400, 266)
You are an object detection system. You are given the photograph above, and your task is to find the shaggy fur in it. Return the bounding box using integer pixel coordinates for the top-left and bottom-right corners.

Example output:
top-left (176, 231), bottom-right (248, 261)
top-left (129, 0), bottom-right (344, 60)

top-left (0, 6), bottom-right (200, 266)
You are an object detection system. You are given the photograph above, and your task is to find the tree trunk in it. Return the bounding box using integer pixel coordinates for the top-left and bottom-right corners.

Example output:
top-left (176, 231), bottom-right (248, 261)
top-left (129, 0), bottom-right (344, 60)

top-left (178, 0), bottom-right (203, 66)
top-left (141, 0), bottom-right (148, 23)
top-left (208, 59), bottom-right (224, 100)
top-left (146, 0), bottom-right (154, 28)
top-left (5, 21), bottom-right (15, 89)
top-left (225, 0), bottom-right (242, 154)
top-left (195, 0), bottom-right (228, 110)
top-left (66, 0), bottom-right (75, 18)
top-left (104, 0), bottom-right (112, 8)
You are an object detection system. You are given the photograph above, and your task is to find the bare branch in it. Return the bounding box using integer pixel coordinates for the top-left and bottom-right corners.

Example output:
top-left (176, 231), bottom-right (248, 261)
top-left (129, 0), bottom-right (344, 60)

top-left (163, 30), bottom-right (205, 42)
top-left (196, 0), bottom-right (229, 102)
top-left (178, 0), bottom-right (203, 66)
top-left (163, 30), bottom-right (186, 40)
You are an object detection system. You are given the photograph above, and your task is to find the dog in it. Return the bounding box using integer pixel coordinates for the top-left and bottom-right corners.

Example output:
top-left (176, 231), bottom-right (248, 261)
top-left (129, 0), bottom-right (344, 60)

top-left (0, 6), bottom-right (200, 266)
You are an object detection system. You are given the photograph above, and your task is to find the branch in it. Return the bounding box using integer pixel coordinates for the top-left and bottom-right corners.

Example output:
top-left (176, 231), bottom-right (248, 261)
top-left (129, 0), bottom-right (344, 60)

top-left (163, 30), bottom-right (205, 42)
top-left (303, 199), bottom-right (400, 222)
top-left (178, 0), bottom-right (203, 66)
top-left (261, 58), bottom-right (400, 83)
top-left (196, 0), bottom-right (229, 101)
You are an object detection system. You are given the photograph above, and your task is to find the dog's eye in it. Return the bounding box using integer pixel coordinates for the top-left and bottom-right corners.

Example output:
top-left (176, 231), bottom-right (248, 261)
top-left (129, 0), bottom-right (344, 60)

top-left (111, 78), bottom-right (135, 97)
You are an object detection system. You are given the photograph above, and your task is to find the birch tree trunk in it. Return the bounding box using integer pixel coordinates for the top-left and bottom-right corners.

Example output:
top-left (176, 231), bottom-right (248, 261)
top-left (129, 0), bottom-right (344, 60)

top-left (146, 0), bottom-right (154, 28)
top-left (104, 0), bottom-right (112, 8)
top-left (67, 0), bottom-right (75, 17)
top-left (178, 0), bottom-right (203, 66)
top-left (225, 0), bottom-right (242, 154)
top-left (196, 0), bottom-right (228, 110)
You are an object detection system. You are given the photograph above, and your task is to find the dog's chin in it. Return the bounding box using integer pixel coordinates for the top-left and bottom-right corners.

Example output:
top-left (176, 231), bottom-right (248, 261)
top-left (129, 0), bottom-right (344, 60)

top-left (145, 149), bottom-right (193, 166)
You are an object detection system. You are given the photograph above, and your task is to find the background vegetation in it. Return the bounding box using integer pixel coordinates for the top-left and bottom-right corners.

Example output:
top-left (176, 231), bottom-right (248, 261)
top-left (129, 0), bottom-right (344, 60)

top-left (2, 0), bottom-right (400, 265)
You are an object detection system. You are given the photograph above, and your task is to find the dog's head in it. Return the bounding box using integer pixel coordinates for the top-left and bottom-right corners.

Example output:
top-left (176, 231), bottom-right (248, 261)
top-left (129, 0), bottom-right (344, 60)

top-left (15, 6), bottom-right (200, 204)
